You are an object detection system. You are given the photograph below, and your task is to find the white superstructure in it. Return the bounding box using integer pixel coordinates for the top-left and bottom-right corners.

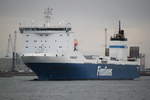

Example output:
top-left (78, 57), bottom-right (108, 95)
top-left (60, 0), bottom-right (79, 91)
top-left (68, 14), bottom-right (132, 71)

top-left (109, 21), bottom-right (128, 61)
top-left (19, 8), bottom-right (140, 66)
top-left (109, 41), bottom-right (128, 60)
top-left (20, 27), bottom-right (74, 56)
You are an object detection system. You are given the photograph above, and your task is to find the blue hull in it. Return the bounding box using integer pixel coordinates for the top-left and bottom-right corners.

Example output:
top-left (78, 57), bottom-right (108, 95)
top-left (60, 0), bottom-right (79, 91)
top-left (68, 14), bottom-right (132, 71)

top-left (25, 63), bottom-right (140, 80)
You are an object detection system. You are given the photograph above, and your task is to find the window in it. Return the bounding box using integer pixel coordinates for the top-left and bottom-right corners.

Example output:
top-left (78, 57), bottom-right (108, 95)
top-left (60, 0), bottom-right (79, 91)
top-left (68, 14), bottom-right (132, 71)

top-left (59, 46), bottom-right (62, 48)
top-left (34, 40), bottom-right (37, 42)
top-left (26, 34), bottom-right (30, 37)
top-left (40, 34), bottom-right (43, 36)
top-left (25, 46), bottom-right (28, 48)
top-left (59, 34), bottom-right (63, 36)
top-left (26, 40), bottom-right (29, 42)
top-left (70, 56), bottom-right (77, 59)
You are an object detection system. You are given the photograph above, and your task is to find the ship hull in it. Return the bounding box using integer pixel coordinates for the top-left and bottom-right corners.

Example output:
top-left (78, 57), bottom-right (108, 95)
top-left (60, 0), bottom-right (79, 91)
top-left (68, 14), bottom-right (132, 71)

top-left (25, 63), bottom-right (140, 80)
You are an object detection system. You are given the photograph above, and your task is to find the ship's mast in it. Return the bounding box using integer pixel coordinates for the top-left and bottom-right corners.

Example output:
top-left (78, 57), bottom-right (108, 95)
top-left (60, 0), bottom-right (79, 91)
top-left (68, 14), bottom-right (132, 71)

top-left (119, 20), bottom-right (121, 33)
top-left (12, 31), bottom-right (17, 72)
top-left (105, 28), bottom-right (107, 56)
top-left (118, 20), bottom-right (124, 35)
top-left (44, 8), bottom-right (53, 27)
top-left (105, 28), bottom-right (109, 56)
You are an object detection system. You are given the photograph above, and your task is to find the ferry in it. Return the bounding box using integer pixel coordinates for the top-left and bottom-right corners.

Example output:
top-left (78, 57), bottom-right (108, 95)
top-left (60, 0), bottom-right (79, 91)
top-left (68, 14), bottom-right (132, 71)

top-left (19, 8), bottom-right (140, 80)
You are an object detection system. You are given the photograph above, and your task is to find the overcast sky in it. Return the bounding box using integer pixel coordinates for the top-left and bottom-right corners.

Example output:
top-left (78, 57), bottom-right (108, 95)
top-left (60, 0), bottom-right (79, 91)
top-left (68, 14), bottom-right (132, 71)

top-left (0, 0), bottom-right (150, 67)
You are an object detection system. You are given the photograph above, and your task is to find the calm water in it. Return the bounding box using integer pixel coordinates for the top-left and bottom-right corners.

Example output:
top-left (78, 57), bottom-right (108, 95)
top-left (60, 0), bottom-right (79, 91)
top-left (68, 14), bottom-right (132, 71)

top-left (0, 76), bottom-right (150, 100)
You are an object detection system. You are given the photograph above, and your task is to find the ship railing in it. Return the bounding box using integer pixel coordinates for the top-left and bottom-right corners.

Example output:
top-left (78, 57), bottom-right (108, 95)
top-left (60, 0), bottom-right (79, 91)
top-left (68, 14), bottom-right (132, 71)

top-left (22, 53), bottom-right (57, 57)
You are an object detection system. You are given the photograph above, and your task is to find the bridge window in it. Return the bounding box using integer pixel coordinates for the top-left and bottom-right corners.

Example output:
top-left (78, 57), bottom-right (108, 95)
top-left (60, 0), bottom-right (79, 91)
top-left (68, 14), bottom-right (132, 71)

top-left (26, 40), bottom-right (29, 42)
top-left (34, 40), bottom-right (37, 42)
top-left (59, 46), bottom-right (62, 48)
top-left (59, 34), bottom-right (63, 36)
top-left (45, 34), bottom-right (48, 36)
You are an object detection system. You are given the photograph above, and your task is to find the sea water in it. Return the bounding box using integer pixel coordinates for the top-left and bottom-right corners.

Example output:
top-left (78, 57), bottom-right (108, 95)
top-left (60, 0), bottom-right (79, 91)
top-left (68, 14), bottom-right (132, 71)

top-left (0, 76), bottom-right (150, 100)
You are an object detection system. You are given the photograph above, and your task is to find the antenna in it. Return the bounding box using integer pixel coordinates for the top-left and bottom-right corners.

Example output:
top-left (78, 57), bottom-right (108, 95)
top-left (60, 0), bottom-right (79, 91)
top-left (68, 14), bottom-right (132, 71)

top-left (105, 28), bottom-right (109, 56)
top-left (12, 30), bottom-right (17, 72)
top-left (14, 30), bottom-right (17, 53)
top-left (44, 7), bottom-right (53, 27)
